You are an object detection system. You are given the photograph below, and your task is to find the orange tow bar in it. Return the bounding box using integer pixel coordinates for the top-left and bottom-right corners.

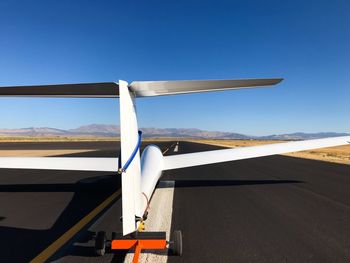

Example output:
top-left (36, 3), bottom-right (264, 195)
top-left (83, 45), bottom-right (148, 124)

top-left (111, 232), bottom-right (167, 263)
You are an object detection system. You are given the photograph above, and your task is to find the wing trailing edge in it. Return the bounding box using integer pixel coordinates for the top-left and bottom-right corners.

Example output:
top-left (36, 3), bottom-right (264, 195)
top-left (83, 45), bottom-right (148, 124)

top-left (163, 136), bottom-right (350, 170)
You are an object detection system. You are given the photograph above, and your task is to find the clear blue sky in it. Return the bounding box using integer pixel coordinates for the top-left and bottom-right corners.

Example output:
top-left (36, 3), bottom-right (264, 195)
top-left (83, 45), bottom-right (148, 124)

top-left (0, 0), bottom-right (349, 136)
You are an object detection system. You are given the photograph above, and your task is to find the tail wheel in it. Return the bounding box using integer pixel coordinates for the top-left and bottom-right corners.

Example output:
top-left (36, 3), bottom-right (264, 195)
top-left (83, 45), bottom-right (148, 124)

top-left (171, 230), bottom-right (183, 256)
top-left (95, 231), bottom-right (107, 256)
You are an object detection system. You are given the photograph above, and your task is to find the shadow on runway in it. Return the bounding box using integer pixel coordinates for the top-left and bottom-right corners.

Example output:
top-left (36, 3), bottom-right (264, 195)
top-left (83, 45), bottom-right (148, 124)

top-left (158, 179), bottom-right (303, 188)
top-left (0, 175), bottom-right (118, 192)
top-left (0, 173), bottom-right (121, 262)
top-left (67, 237), bottom-right (128, 262)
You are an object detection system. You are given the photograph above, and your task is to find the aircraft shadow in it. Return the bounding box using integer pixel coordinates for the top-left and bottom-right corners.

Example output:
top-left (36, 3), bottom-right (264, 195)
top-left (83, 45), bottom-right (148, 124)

top-left (158, 179), bottom-right (303, 188)
top-left (0, 172), bottom-right (121, 262)
top-left (0, 175), bottom-right (117, 192)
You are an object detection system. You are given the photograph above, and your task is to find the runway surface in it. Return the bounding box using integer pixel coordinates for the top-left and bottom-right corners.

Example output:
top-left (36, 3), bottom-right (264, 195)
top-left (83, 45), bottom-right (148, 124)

top-left (0, 141), bottom-right (349, 262)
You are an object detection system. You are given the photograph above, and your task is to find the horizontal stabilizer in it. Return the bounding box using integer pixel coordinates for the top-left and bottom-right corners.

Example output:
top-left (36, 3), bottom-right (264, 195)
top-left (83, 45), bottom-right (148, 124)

top-left (0, 78), bottom-right (282, 98)
top-left (130, 78), bottom-right (283, 97)
top-left (163, 136), bottom-right (350, 170)
top-left (0, 82), bottom-right (119, 98)
top-left (0, 157), bottom-right (118, 171)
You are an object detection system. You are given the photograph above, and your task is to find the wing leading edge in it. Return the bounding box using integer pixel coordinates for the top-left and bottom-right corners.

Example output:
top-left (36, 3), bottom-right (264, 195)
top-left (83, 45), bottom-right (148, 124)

top-left (163, 136), bottom-right (350, 170)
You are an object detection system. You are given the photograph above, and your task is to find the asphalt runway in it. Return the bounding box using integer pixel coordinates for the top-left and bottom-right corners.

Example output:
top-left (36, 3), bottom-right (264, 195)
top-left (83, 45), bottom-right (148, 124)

top-left (0, 141), bottom-right (349, 262)
top-left (164, 142), bottom-right (350, 263)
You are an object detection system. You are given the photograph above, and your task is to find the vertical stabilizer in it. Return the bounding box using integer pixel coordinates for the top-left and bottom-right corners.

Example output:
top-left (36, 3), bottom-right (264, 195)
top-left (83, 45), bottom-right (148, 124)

top-left (119, 80), bottom-right (142, 235)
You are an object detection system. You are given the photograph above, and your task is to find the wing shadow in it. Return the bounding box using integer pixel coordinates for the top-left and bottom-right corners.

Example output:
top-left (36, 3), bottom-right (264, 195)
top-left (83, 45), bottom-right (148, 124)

top-left (157, 179), bottom-right (303, 188)
top-left (0, 172), bottom-right (121, 262)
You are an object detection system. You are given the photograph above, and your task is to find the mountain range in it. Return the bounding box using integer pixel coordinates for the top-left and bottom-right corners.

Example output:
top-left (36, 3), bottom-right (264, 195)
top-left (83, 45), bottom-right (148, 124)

top-left (0, 124), bottom-right (348, 140)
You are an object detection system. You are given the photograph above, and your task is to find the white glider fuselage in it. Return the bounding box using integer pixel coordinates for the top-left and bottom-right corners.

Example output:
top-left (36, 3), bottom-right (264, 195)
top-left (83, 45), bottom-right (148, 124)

top-left (0, 77), bottom-right (349, 237)
top-left (139, 145), bottom-right (164, 216)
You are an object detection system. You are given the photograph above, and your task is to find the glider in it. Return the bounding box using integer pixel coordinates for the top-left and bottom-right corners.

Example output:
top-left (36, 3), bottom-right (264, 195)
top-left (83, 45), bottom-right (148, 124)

top-left (0, 78), bottom-right (349, 262)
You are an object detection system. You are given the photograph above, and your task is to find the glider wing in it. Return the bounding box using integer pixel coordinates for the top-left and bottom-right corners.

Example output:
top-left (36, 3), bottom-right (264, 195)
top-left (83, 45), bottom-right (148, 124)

top-left (163, 136), bottom-right (350, 170)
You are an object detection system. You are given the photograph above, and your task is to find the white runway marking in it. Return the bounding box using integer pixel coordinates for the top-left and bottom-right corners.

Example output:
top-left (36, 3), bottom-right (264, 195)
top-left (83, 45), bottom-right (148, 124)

top-left (174, 142), bottom-right (179, 152)
top-left (124, 181), bottom-right (175, 263)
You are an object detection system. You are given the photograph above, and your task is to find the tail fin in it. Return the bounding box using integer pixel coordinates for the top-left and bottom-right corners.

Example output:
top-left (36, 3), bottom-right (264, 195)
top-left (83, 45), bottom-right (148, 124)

top-left (119, 80), bottom-right (142, 235)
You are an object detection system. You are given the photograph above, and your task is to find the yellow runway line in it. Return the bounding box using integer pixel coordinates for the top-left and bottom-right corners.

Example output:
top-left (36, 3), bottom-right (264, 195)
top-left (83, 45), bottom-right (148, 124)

top-left (30, 189), bottom-right (121, 263)
top-left (162, 142), bottom-right (177, 155)
top-left (162, 148), bottom-right (170, 154)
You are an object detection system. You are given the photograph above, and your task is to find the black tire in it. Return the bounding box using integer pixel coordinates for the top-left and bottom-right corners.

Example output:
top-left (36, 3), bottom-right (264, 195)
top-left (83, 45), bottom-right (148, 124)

top-left (95, 231), bottom-right (106, 256)
top-left (172, 230), bottom-right (183, 256)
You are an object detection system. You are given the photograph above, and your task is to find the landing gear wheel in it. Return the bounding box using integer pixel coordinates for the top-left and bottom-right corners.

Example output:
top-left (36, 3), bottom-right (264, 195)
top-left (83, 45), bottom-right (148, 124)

top-left (171, 230), bottom-right (183, 256)
top-left (95, 231), bottom-right (107, 256)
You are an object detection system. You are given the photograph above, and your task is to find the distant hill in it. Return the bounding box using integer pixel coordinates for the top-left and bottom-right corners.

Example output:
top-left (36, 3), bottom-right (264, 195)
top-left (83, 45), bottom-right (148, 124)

top-left (0, 124), bottom-right (348, 140)
top-left (0, 127), bottom-right (68, 136)
top-left (260, 132), bottom-right (350, 140)
top-left (69, 124), bottom-right (120, 136)
top-left (140, 127), bottom-right (250, 139)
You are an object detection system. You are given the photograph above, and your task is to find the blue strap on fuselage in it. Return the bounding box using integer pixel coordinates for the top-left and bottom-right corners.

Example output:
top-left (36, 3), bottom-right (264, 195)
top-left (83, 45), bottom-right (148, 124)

top-left (118, 130), bottom-right (142, 174)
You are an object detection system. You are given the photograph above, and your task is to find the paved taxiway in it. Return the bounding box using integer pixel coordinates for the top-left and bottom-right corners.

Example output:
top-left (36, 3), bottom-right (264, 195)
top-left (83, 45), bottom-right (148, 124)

top-left (0, 141), bottom-right (349, 262)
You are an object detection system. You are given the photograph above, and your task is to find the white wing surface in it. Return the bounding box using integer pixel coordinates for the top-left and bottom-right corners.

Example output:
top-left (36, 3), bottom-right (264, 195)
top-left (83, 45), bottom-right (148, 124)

top-left (130, 78), bottom-right (283, 97)
top-left (163, 136), bottom-right (350, 170)
top-left (0, 157), bottom-right (118, 171)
